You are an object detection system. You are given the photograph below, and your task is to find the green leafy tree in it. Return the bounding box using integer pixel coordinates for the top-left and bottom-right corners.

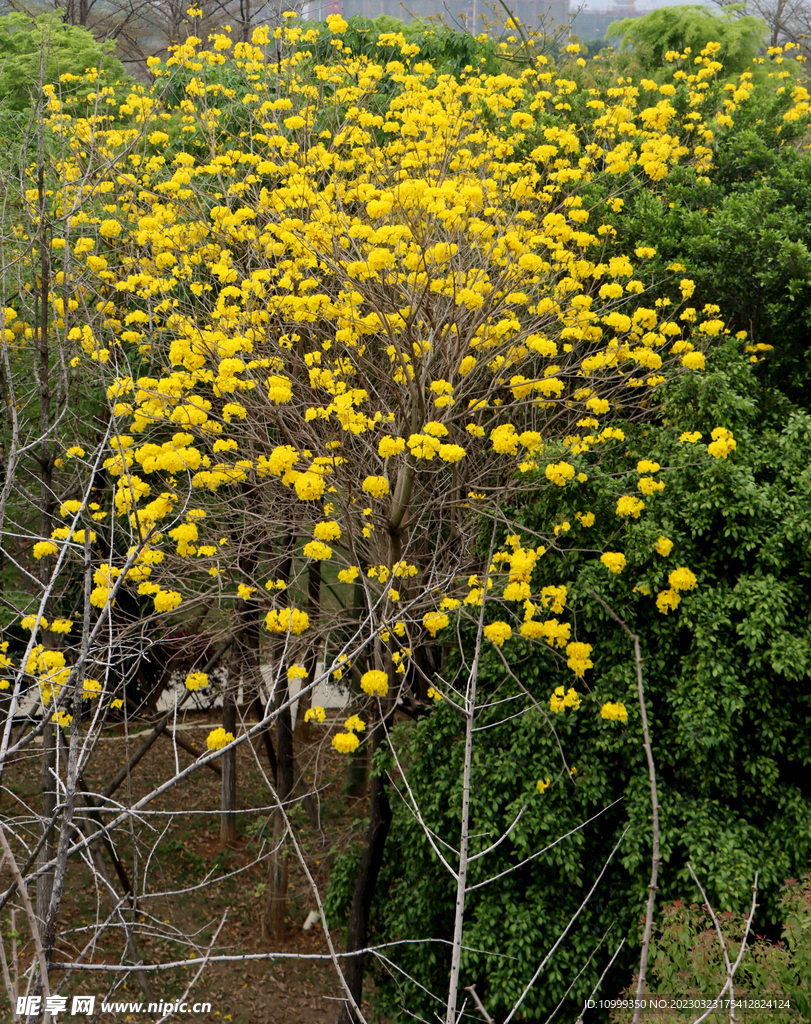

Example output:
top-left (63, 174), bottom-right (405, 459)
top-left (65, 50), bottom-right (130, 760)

top-left (608, 6), bottom-right (767, 75)
top-left (610, 70), bottom-right (811, 406)
top-left (0, 13), bottom-right (125, 114)
top-left (348, 339), bottom-right (811, 1020)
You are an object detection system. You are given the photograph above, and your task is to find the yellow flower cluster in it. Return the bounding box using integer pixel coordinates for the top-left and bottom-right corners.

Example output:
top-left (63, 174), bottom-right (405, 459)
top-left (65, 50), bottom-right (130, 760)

top-left (655, 566), bottom-right (697, 613)
top-left (656, 590), bottom-right (681, 615)
top-left (332, 732), bottom-right (360, 754)
top-left (534, 587), bottom-right (563, 616)
top-left (639, 476), bottom-right (665, 496)
top-left (490, 536), bottom-right (546, 602)
top-left (549, 686), bottom-right (582, 713)
top-left (360, 670), bottom-right (389, 697)
top-left (21, 615), bottom-right (47, 630)
top-left (362, 476), bottom-right (389, 499)
top-left (601, 701), bottom-right (628, 723)
top-left (520, 618), bottom-right (571, 647)
top-left (707, 427), bottom-right (737, 459)
top-left (545, 462), bottom-right (576, 487)
top-left (423, 612), bottom-right (450, 637)
top-left (668, 567), bottom-right (698, 591)
top-left (600, 552), bottom-right (626, 574)
top-left (265, 608), bottom-right (310, 634)
top-left (153, 590), bottom-right (182, 613)
top-left (313, 521), bottom-right (341, 541)
top-left (206, 727), bottom-right (235, 751)
top-left (303, 541), bottom-right (333, 561)
top-left (184, 671), bottom-right (209, 691)
top-left (82, 678), bottom-right (102, 699)
top-left (566, 642), bottom-right (593, 678)
top-left (616, 496), bottom-right (645, 518)
top-left (483, 622), bottom-right (512, 647)
top-left (33, 542), bottom-right (58, 560)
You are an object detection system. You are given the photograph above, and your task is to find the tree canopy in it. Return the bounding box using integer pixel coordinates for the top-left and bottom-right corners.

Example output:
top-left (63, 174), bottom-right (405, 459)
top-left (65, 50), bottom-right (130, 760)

top-left (0, 12), bottom-right (125, 114)
top-left (607, 5), bottom-right (768, 74)
top-left (1, 12), bottom-right (811, 1023)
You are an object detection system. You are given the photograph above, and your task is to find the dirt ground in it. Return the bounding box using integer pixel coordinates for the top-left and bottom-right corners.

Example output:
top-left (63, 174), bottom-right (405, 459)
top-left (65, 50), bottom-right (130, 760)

top-left (0, 711), bottom-right (376, 1023)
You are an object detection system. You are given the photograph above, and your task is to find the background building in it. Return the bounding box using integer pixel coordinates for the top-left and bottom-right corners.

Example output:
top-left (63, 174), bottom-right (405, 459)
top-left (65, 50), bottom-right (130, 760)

top-left (305, 0), bottom-right (571, 31)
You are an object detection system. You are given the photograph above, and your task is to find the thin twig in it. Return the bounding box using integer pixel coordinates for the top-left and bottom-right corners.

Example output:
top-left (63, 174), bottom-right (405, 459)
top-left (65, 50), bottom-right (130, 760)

top-left (688, 864), bottom-right (737, 1024)
top-left (588, 588), bottom-right (660, 1024)
top-left (0, 856), bottom-right (17, 1012)
top-left (465, 984), bottom-right (494, 1024)
top-left (503, 826), bottom-right (631, 1024)
top-left (691, 872), bottom-right (759, 1024)
top-left (445, 520), bottom-right (499, 1024)
top-left (0, 825), bottom-right (51, 1011)
top-left (577, 936), bottom-right (627, 1024)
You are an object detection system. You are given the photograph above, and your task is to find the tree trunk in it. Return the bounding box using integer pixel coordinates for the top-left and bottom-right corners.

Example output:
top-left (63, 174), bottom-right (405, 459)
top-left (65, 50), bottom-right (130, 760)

top-left (346, 729), bottom-right (368, 799)
top-left (337, 706), bottom-right (393, 1024)
top-left (260, 528), bottom-right (297, 941)
top-left (223, 495), bottom-right (266, 846)
top-left (240, 0), bottom-right (252, 43)
top-left (220, 669), bottom-right (238, 847)
top-left (346, 578), bottom-right (369, 799)
top-left (262, 686), bottom-right (293, 942)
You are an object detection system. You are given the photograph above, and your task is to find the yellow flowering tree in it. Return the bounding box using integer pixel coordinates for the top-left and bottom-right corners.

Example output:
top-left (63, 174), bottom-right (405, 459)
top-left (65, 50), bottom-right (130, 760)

top-left (2, 14), bottom-right (795, 1021)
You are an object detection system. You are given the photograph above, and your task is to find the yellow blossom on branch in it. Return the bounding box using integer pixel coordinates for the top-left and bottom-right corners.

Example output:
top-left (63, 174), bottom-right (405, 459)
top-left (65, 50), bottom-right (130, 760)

top-left (600, 552), bottom-right (626, 574)
top-left (656, 589), bottom-right (681, 614)
top-left (362, 476), bottom-right (389, 499)
top-left (82, 678), bottom-right (103, 699)
top-left (549, 686), bottom-right (581, 713)
top-left (601, 701), bottom-right (628, 722)
top-left (483, 621), bottom-right (512, 646)
top-left (207, 728), bottom-right (235, 751)
top-left (303, 541), bottom-right (333, 560)
top-left (668, 567), bottom-right (697, 590)
top-left (423, 611), bottom-right (450, 636)
top-left (265, 608), bottom-right (310, 634)
top-left (707, 427), bottom-right (737, 459)
top-left (185, 672), bottom-right (209, 691)
top-left (332, 732), bottom-right (359, 754)
top-left (545, 462), bottom-right (575, 486)
top-left (616, 496), bottom-right (645, 518)
top-left (566, 642), bottom-right (593, 678)
top-left (360, 670), bottom-right (389, 697)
